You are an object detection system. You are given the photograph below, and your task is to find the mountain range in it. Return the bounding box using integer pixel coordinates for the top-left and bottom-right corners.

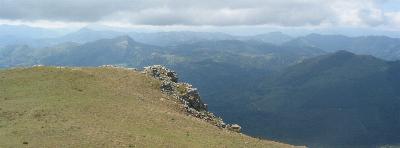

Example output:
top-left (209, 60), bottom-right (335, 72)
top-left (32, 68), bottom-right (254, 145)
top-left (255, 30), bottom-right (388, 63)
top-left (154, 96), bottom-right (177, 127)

top-left (286, 34), bottom-right (400, 61)
top-left (3, 25), bottom-right (400, 62)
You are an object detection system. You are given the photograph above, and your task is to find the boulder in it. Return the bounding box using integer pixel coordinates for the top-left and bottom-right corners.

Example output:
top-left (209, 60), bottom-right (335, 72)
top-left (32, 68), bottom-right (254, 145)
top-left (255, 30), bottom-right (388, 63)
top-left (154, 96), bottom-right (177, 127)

top-left (179, 84), bottom-right (207, 112)
top-left (229, 124), bottom-right (242, 132)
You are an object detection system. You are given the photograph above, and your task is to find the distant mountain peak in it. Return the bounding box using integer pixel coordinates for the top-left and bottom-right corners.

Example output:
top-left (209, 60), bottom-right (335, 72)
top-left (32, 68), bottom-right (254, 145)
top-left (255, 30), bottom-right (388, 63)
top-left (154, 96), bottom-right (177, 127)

top-left (332, 50), bottom-right (355, 57)
top-left (267, 31), bottom-right (286, 35)
top-left (314, 50), bottom-right (357, 64)
top-left (113, 35), bottom-right (134, 41)
top-left (112, 35), bottom-right (137, 47)
top-left (75, 27), bottom-right (93, 33)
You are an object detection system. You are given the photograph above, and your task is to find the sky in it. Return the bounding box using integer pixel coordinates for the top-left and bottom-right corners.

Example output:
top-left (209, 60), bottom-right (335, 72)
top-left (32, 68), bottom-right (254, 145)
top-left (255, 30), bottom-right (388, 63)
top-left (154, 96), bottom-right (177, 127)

top-left (0, 0), bottom-right (399, 35)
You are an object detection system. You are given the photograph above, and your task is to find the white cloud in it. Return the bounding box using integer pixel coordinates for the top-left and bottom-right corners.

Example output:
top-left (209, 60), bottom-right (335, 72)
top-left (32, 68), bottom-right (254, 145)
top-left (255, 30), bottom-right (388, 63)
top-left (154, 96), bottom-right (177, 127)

top-left (0, 0), bottom-right (398, 28)
top-left (385, 12), bottom-right (400, 27)
top-left (330, 0), bottom-right (387, 26)
top-left (0, 19), bottom-right (87, 29)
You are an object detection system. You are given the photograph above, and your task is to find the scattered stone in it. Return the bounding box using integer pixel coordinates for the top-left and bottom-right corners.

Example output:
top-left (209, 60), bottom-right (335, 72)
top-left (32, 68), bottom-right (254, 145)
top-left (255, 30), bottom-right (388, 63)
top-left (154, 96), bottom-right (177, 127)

top-left (160, 81), bottom-right (176, 95)
top-left (128, 68), bottom-right (137, 71)
top-left (32, 64), bottom-right (44, 67)
top-left (143, 65), bottom-right (178, 83)
top-left (99, 65), bottom-right (137, 70)
top-left (99, 65), bottom-right (120, 68)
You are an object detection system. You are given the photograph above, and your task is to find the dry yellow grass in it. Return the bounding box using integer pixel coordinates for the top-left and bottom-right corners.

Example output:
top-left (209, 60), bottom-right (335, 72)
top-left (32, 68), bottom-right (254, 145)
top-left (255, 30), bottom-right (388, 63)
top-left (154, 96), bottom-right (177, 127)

top-left (0, 67), bottom-right (295, 147)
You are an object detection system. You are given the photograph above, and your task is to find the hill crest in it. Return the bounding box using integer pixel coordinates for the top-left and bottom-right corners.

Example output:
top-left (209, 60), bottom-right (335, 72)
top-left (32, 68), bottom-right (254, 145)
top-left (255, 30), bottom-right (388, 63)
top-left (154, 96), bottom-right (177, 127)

top-left (0, 65), bottom-right (296, 147)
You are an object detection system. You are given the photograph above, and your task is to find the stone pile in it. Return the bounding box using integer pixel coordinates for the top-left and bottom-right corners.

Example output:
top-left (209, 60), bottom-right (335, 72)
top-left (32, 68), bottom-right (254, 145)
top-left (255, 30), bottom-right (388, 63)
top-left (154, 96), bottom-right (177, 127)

top-left (142, 65), bottom-right (241, 132)
top-left (143, 65), bottom-right (178, 83)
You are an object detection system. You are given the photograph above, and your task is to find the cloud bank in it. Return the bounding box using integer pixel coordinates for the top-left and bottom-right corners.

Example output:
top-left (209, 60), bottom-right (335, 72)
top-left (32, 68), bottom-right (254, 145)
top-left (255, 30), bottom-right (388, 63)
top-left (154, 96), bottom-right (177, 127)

top-left (0, 0), bottom-right (399, 27)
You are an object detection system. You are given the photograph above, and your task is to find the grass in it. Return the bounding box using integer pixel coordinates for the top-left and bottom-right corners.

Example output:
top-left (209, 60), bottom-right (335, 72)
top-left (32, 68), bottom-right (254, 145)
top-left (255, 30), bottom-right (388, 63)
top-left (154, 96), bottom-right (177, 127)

top-left (0, 67), bottom-right (294, 147)
top-left (176, 83), bottom-right (188, 95)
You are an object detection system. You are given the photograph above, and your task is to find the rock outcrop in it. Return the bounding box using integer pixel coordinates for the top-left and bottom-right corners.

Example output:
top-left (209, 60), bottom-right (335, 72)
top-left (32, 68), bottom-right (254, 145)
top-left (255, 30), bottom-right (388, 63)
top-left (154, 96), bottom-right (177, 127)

top-left (143, 65), bottom-right (178, 83)
top-left (142, 65), bottom-right (241, 132)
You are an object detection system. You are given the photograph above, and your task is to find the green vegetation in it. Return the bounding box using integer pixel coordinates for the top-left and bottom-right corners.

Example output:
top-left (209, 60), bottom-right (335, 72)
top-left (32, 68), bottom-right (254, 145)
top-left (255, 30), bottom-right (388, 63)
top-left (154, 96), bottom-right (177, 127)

top-left (176, 84), bottom-right (188, 96)
top-left (0, 67), bottom-right (292, 147)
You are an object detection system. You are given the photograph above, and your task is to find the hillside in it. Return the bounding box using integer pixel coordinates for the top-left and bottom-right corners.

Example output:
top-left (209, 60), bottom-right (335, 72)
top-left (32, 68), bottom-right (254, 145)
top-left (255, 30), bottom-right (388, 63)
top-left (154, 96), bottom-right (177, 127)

top-left (242, 51), bottom-right (400, 147)
top-left (0, 66), bottom-right (295, 147)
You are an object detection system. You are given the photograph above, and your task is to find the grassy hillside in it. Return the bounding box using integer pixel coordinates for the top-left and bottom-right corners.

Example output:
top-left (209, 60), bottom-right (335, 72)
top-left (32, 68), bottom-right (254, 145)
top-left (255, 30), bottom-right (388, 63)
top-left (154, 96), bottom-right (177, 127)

top-left (0, 67), bottom-right (293, 147)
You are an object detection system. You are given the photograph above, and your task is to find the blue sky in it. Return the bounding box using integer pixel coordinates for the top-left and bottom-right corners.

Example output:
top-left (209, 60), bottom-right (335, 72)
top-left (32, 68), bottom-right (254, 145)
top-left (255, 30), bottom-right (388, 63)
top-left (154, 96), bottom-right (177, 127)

top-left (382, 0), bottom-right (400, 11)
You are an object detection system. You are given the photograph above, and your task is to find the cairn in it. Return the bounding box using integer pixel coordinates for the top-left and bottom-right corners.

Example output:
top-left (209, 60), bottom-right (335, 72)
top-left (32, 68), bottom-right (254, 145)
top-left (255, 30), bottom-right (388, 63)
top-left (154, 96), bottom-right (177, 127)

top-left (142, 65), bottom-right (241, 132)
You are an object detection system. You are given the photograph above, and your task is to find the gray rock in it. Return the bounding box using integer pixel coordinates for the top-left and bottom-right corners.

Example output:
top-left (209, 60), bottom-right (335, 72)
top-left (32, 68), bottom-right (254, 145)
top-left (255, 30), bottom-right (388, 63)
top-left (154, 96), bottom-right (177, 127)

top-left (143, 65), bottom-right (178, 82)
top-left (142, 65), bottom-right (241, 133)
top-left (160, 81), bottom-right (176, 94)
top-left (179, 84), bottom-right (207, 112)
top-left (229, 124), bottom-right (242, 133)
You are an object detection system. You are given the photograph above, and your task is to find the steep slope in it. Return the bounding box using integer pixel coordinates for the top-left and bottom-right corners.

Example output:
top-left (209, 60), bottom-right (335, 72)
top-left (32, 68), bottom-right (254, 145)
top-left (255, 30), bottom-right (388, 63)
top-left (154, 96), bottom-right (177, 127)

top-left (0, 66), bottom-right (295, 147)
top-left (244, 51), bottom-right (400, 147)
